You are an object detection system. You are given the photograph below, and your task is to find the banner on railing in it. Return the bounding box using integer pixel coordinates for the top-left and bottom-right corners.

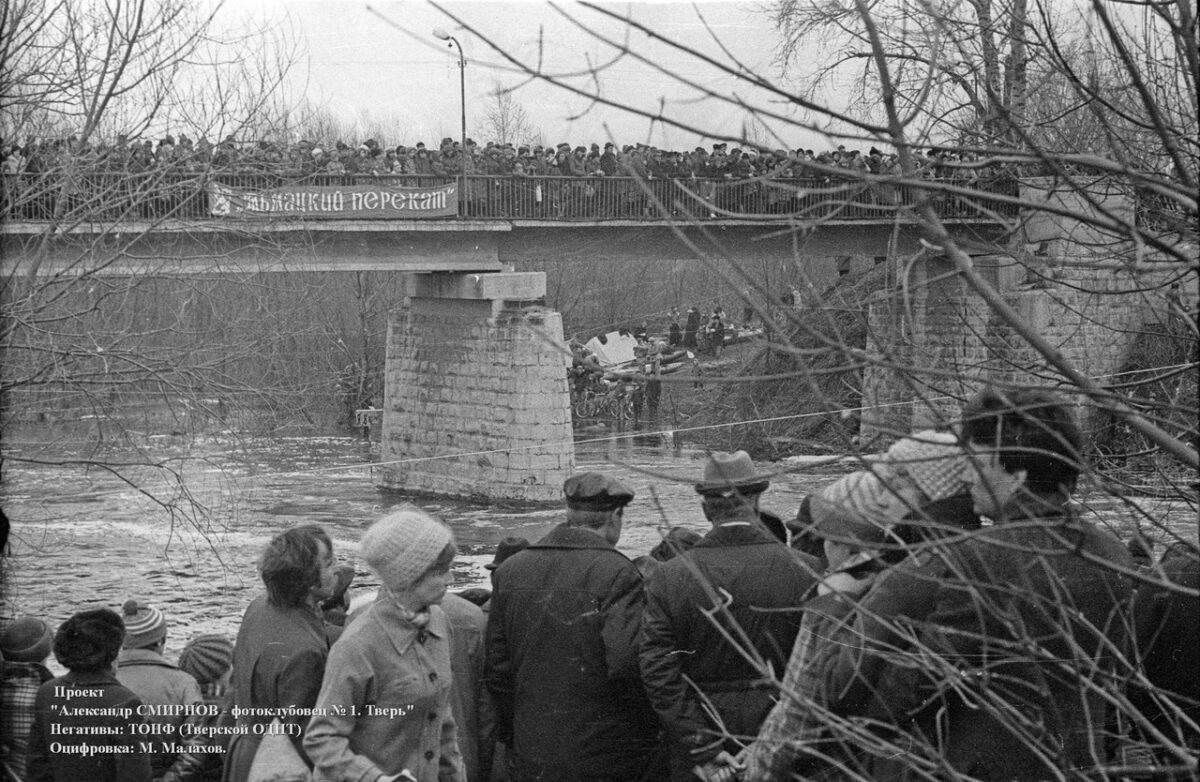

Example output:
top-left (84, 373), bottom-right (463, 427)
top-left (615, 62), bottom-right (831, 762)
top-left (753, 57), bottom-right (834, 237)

top-left (207, 181), bottom-right (458, 218)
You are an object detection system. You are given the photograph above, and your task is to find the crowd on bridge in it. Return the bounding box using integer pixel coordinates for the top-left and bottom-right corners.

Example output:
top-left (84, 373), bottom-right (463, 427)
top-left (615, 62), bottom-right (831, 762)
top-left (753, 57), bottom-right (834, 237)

top-left (2, 131), bottom-right (1005, 182)
top-left (2, 130), bottom-right (1025, 222)
top-left (3, 386), bottom-right (1196, 782)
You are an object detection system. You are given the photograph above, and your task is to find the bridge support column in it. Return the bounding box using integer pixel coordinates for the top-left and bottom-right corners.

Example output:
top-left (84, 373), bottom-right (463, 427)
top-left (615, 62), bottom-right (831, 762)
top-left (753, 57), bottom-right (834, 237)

top-left (378, 271), bottom-right (574, 503)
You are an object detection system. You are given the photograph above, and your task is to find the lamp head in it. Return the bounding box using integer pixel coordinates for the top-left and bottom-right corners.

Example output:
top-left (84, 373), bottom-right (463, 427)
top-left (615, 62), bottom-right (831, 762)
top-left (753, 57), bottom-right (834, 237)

top-left (432, 27), bottom-right (451, 41)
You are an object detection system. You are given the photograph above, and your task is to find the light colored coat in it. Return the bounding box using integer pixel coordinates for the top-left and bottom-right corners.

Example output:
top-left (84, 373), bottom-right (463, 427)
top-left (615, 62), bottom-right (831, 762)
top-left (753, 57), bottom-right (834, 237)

top-left (304, 599), bottom-right (464, 782)
top-left (116, 647), bottom-right (203, 777)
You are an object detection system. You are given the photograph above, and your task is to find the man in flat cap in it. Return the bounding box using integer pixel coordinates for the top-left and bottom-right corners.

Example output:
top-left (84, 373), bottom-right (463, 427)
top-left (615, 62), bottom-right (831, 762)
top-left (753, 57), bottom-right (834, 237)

top-left (485, 472), bottom-right (662, 782)
top-left (641, 451), bottom-right (819, 782)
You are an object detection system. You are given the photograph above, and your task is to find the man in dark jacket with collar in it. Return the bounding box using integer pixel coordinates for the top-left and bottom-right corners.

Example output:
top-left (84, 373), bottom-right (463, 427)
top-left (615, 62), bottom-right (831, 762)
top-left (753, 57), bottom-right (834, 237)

top-left (641, 451), bottom-right (820, 782)
top-left (817, 387), bottom-right (1135, 781)
top-left (485, 472), bottom-right (662, 782)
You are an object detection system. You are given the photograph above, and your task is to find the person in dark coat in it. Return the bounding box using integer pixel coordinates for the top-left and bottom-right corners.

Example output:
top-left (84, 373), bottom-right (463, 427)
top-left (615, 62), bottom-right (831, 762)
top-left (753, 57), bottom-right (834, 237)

top-left (27, 608), bottom-right (153, 782)
top-left (816, 387), bottom-right (1135, 781)
top-left (667, 308), bottom-right (683, 347)
top-left (1129, 541), bottom-right (1199, 758)
top-left (485, 472), bottom-right (662, 782)
top-left (640, 451), bottom-right (820, 782)
top-left (683, 306), bottom-right (701, 349)
top-left (223, 524), bottom-right (339, 782)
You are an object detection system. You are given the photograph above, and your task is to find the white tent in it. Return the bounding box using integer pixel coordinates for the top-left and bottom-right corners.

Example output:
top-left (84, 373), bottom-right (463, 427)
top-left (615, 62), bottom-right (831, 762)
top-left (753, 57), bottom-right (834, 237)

top-left (584, 331), bottom-right (638, 366)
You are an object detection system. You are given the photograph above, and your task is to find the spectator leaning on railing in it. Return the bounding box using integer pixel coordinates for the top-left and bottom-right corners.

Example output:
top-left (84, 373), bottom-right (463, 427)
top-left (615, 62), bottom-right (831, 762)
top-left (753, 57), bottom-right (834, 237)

top-left (1, 129), bottom-right (1020, 223)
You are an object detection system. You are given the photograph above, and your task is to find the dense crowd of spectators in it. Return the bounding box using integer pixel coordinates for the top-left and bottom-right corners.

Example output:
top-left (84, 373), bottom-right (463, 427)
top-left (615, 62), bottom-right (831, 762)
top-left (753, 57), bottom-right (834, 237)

top-left (1, 132), bottom-right (999, 182)
top-left (1, 132), bottom-right (1022, 221)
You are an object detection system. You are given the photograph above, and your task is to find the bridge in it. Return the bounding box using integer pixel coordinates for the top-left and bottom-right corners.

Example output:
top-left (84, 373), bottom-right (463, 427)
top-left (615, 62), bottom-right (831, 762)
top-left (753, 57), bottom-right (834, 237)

top-left (1, 172), bottom-right (1016, 281)
top-left (2, 171), bottom-right (1022, 502)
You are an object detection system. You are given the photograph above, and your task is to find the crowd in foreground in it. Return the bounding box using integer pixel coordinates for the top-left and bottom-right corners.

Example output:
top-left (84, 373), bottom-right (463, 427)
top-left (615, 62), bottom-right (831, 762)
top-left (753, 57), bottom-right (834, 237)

top-left (2, 386), bottom-right (1197, 782)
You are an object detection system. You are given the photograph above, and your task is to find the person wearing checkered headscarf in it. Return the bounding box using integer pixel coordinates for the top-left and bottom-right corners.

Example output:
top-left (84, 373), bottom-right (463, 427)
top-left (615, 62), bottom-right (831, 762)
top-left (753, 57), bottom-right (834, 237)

top-left (782, 388), bottom-right (1136, 781)
top-left (1, 616), bottom-right (54, 778)
top-left (868, 430), bottom-right (982, 548)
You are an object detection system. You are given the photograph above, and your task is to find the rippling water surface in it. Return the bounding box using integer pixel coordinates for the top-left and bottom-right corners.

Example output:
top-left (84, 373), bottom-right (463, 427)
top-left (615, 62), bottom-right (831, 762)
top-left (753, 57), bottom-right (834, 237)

top-left (3, 430), bottom-right (1193, 664)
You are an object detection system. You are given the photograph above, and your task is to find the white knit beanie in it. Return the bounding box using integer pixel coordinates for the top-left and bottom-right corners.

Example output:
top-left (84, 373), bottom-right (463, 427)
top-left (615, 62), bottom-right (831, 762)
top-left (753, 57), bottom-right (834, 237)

top-left (361, 508), bottom-right (454, 592)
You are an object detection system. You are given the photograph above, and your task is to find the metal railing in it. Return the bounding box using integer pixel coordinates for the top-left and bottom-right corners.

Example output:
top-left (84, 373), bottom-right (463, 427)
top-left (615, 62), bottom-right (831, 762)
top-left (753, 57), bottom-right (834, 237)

top-left (1, 171), bottom-right (1021, 224)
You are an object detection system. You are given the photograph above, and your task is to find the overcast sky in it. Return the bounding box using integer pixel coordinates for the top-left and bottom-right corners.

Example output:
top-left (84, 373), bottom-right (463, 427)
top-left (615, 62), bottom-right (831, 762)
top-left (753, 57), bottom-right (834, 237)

top-left (261, 1), bottom-right (844, 150)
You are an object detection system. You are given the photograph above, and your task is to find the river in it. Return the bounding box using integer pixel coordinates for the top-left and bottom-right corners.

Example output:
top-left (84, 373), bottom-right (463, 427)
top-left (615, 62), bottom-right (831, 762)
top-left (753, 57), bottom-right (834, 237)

top-left (2, 429), bottom-right (1194, 664)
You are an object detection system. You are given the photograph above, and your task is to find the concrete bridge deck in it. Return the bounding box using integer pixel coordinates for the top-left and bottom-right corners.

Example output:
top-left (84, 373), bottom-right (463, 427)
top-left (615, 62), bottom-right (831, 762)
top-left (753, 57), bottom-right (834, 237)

top-left (1, 174), bottom-right (1015, 276)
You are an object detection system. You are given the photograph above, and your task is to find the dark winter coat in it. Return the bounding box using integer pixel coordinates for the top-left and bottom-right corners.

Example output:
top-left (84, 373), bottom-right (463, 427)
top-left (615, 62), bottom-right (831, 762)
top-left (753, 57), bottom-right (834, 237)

top-left (818, 513), bottom-right (1135, 781)
top-left (27, 670), bottom-right (153, 782)
top-left (1130, 544), bottom-right (1199, 750)
top-left (485, 523), bottom-right (661, 782)
top-left (641, 522), bottom-right (819, 781)
top-left (222, 594), bottom-right (329, 782)
top-left (683, 309), bottom-right (701, 349)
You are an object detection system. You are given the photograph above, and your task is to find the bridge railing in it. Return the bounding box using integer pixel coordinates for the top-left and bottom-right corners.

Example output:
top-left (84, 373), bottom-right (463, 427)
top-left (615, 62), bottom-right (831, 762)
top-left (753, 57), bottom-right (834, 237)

top-left (1, 171), bottom-right (1020, 223)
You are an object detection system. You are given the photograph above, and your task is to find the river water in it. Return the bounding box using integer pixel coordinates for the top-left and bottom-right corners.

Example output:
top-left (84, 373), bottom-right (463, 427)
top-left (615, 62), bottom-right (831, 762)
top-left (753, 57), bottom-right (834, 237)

top-left (2, 430), bottom-right (1194, 664)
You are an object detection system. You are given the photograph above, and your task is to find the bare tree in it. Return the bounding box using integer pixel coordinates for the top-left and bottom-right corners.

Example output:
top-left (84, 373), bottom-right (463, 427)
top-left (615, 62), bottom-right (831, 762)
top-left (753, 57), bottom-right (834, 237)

top-left (475, 82), bottom-right (542, 146)
top-left (0, 0), bottom-right (306, 528)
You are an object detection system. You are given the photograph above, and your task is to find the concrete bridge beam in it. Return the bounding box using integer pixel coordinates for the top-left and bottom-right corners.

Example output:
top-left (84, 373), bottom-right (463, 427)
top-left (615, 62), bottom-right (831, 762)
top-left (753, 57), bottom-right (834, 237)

top-left (379, 271), bottom-right (574, 502)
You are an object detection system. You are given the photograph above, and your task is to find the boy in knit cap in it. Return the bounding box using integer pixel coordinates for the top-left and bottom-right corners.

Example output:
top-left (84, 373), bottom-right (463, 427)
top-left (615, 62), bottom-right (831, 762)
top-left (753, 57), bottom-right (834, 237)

top-left (115, 599), bottom-right (203, 778)
top-left (160, 634), bottom-right (234, 782)
top-left (1, 615), bottom-right (55, 779)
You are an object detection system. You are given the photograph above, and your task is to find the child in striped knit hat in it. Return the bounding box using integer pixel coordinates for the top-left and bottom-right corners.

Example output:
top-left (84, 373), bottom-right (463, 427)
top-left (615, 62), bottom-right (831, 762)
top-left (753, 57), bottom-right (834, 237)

top-left (160, 634), bottom-right (234, 782)
top-left (115, 600), bottom-right (204, 778)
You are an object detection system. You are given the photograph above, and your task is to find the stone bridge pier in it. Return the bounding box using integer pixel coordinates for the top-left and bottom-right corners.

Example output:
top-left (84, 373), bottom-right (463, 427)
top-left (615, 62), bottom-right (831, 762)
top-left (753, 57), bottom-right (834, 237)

top-left (378, 271), bottom-right (574, 502)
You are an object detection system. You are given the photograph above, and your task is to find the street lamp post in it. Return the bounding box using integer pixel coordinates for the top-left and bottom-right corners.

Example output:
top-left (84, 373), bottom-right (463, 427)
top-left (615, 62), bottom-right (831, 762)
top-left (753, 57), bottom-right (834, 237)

top-left (433, 27), bottom-right (466, 161)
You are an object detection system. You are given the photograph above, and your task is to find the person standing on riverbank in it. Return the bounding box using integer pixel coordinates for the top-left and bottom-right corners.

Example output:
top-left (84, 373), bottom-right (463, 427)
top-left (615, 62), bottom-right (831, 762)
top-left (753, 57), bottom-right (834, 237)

top-left (160, 634), bottom-right (234, 782)
top-left (1, 615), bottom-right (55, 779)
top-left (640, 451), bottom-right (819, 782)
top-left (743, 470), bottom-right (900, 781)
top-left (816, 387), bottom-right (1135, 781)
top-left (305, 508), bottom-right (464, 782)
top-left (116, 599), bottom-right (203, 779)
top-left (27, 608), bottom-right (153, 782)
top-left (485, 472), bottom-right (662, 782)
top-left (224, 524), bottom-right (339, 782)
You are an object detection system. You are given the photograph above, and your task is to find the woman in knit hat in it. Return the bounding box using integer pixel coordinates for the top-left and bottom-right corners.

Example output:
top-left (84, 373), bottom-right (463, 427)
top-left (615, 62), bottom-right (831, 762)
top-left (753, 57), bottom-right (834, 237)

top-left (304, 507), bottom-right (465, 782)
top-left (26, 609), bottom-right (153, 781)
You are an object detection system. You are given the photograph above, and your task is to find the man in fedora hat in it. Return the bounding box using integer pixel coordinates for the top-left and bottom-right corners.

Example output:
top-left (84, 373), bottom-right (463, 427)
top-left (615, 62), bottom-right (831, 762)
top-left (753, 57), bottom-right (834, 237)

top-left (485, 472), bottom-right (662, 782)
top-left (641, 451), bottom-right (820, 782)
